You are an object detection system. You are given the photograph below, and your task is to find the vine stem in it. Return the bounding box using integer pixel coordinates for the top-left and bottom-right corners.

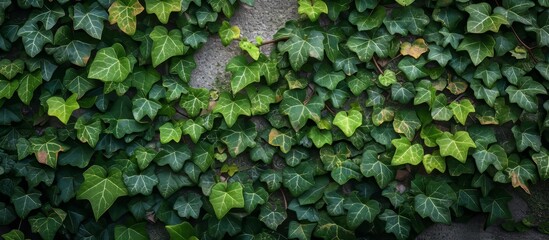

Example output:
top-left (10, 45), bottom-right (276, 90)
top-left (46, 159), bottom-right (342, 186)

top-left (257, 37), bottom-right (289, 47)
top-left (373, 56), bottom-right (383, 74)
top-left (174, 107), bottom-right (190, 119)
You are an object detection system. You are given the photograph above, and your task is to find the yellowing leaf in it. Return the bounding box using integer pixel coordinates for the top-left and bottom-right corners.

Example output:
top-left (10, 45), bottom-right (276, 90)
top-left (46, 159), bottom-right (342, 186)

top-left (46, 94), bottom-right (80, 124)
top-left (400, 38), bottom-right (429, 59)
top-left (108, 0), bottom-right (144, 35)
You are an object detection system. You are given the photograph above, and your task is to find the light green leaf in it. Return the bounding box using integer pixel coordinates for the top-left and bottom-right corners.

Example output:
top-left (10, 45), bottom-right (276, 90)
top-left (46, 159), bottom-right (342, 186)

top-left (145, 0), bottom-right (181, 24)
top-left (88, 43), bottom-right (133, 82)
top-left (449, 99), bottom-right (475, 125)
top-left (280, 89), bottom-right (325, 131)
top-left (268, 128), bottom-right (296, 154)
top-left (465, 3), bottom-right (508, 33)
top-left (218, 21), bottom-right (240, 46)
top-left (209, 182), bottom-right (245, 219)
top-left (0, 59), bottom-right (24, 80)
top-left (391, 137), bottom-right (424, 165)
top-left (423, 151), bottom-right (446, 174)
top-left (29, 134), bottom-right (68, 168)
top-left (159, 122), bottom-right (182, 144)
top-left (29, 208), bottom-right (66, 240)
top-left (46, 94), bottom-right (79, 124)
top-left (436, 131), bottom-right (476, 162)
top-left (213, 92), bottom-right (251, 128)
top-left (221, 121), bottom-right (257, 157)
top-left (192, 142), bottom-right (214, 172)
top-left (150, 26), bottom-right (187, 67)
top-left (108, 0), bottom-right (144, 35)
top-left (457, 35), bottom-right (495, 66)
top-left (0, 79), bottom-right (19, 100)
top-left (248, 86), bottom-right (275, 115)
top-left (378, 69), bottom-right (397, 87)
top-left (333, 110), bottom-right (362, 137)
top-left (393, 109), bottom-right (421, 141)
top-left (280, 30), bottom-right (324, 70)
top-left (166, 222), bottom-right (197, 240)
top-left (73, 2), bottom-right (108, 39)
top-left (414, 181), bottom-right (457, 224)
top-left (182, 119), bottom-right (206, 143)
top-left (180, 87), bottom-right (209, 117)
top-left (226, 56), bottom-right (260, 94)
top-left (17, 71), bottom-right (42, 105)
top-left (76, 165), bottom-right (128, 220)
top-left (431, 94), bottom-right (453, 121)
top-left (298, 0), bottom-right (328, 21)
top-left (308, 126), bottom-right (332, 148)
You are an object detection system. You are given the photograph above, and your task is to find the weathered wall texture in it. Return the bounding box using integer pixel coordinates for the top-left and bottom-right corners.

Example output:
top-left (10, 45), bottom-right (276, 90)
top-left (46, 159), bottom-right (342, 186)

top-left (190, 0), bottom-right (298, 89)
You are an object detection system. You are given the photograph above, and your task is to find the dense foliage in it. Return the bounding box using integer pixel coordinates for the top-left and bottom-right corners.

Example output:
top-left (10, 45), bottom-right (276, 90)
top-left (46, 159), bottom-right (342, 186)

top-left (0, 0), bottom-right (548, 239)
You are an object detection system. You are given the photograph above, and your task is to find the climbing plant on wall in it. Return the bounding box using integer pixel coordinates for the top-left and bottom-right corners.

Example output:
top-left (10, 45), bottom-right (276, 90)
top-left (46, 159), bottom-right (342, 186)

top-left (0, 0), bottom-right (549, 239)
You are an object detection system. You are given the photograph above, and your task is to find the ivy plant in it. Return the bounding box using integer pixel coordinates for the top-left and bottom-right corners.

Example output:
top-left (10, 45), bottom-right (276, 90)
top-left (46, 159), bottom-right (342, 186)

top-left (0, 0), bottom-right (549, 239)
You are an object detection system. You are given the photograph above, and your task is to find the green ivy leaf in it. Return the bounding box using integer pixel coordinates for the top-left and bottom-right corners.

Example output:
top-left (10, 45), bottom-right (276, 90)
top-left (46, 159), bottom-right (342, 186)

top-left (347, 28), bottom-right (393, 62)
top-left (280, 30), bottom-right (324, 70)
top-left (17, 22), bottom-right (53, 57)
top-left (436, 131), bottom-right (476, 163)
top-left (511, 124), bottom-right (541, 152)
top-left (423, 151), bottom-right (446, 173)
top-left (457, 34), bottom-right (495, 66)
top-left (75, 116), bottom-right (102, 148)
top-left (470, 79), bottom-right (499, 107)
top-left (313, 66), bottom-right (345, 90)
top-left (213, 92), bottom-right (251, 128)
top-left (288, 221), bottom-right (316, 240)
top-left (150, 26), bottom-right (188, 67)
top-left (280, 89), bottom-right (324, 131)
top-left (268, 128), bottom-right (296, 154)
top-left (248, 86), bottom-right (275, 115)
top-left (11, 187), bottom-right (41, 218)
top-left (114, 222), bottom-right (148, 240)
top-left (349, 6), bottom-right (385, 31)
top-left (46, 94), bottom-right (80, 124)
top-left (29, 134), bottom-right (68, 168)
top-left (1, 230), bottom-right (24, 240)
top-left (192, 142), bottom-right (214, 172)
top-left (392, 82), bottom-right (416, 104)
top-left (298, 0), bottom-right (328, 21)
top-left (17, 70), bottom-right (42, 105)
top-left (159, 122), bottom-right (182, 143)
top-left (343, 192), bottom-right (381, 228)
top-left (465, 3), bottom-right (508, 33)
top-left (393, 109), bottom-right (421, 141)
top-left (174, 192), bottom-right (203, 219)
top-left (506, 79), bottom-right (547, 112)
top-left (259, 199), bottom-right (287, 230)
top-left (179, 87), bottom-right (208, 117)
top-left (144, 0), bottom-right (181, 24)
top-left (360, 150), bottom-right (395, 188)
top-left (391, 137), bottom-right (424, 165)
top-left (243, 184), bottom-right (268, 213)
top-left (472, 144), bottom-right (508, 173)
top-left (209, 182), bottom-right (245, 219)
top-left (532, 148), bottom-right (549, 180)
top-left (0, 59), bottom-right (24, 80)
top-left (398, 56), bottom-right (428, 81)
top-left (156, 166), bottom-right (192, 198)
top-left (195, 5), bottom-right (218, 28)
top-left (73, 2), bottom-right (108, 39)
top-left (219, 21), bottom-right (240, 46)
top-left (431, 94), bottom-right (453, 121)
top-left (226, 56), bottom-right (260, 94)
top-left (88, 43), bottom-right (133, 82)
top-left (155, 143), bottom-right (191, 172)
top-left (414, 181), bottom-right (457, 224)
top-left (333, 110), bottom-right (362, 137)
top-left (220, 121), bottom-right (257, 157)
top-left (76, 165), bottom-right (128, 220)
top-left (474, 61), bottom-right (502, 88)
top-left (29, 208), bottom-right (66, 240)
top-left (165, 222), bottom-right (197, 240)
top-left (378, 69), bottom-right (397, 87)
top-left (379, 209), bottom-right (411, 240)
top-left (170, 55), bottom-right (196, 83)
top-left (480, 189), bottom-right (512, 226)
top-left (108, 0), bottom-right (144, 35)
top-left (123, 166), bottom-right (158, 196)
top-left (449, 99), bottom-right (475, 125)
top-left (283, 163), bottom-right (315, 196)
top-left (132, 97), bottom-right (161, 121)
top-left (181, 24), bottom-right (208, 49)
top-left (308, 126), bottom-right (332, 148)
top-left (182, 119), bottom-right (206, 143)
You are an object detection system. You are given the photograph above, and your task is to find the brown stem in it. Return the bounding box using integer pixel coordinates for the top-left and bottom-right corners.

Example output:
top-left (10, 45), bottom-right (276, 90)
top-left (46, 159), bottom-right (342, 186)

top-left (509, 26), bottom-right (539, 63)
top-left (373, 56), bottom-right (383, 74)
top-left (280, 189), bottom-right (288, 209)
top-left (258, 37), bottom-right (289, 47)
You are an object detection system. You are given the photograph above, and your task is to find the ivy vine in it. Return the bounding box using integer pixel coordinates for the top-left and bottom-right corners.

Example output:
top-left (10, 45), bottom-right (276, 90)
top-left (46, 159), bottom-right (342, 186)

top-left (0, 0), bottom-right (549, 239)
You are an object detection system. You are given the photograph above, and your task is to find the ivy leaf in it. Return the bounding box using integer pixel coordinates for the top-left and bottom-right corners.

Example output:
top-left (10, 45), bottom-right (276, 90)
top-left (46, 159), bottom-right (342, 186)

top-left (474, 61), bottom-right (502, 88)
top-left (472, 144), bottom-right (508, 173)
top-left (181, 24), bottom-right (208, 49)
top-left (347, 28), bottom-right (393, 62)
top-left (192, 142), bottom-right (214, 172)
top-left (150, 26), bottom-right (187, 67)
top-left (280, 89), bottom-right (325, 131)
top-left (226, 56), bottom-right (260, 94)
top-left (170, 55), bottom-right (196, 83)
top-left (155, 143), bottom-right (191, 172)
top-left (393, 109), bottom-right (421, 141)
top-left (268, 128), bottom-right (296, 154)
top-left (532, 148), bottom-right (549, 180)
top-left (195, 5), bottom-right (218, 28)
top-left (308, 126), bottom-right (332, 148)
top-left (132, 97), bottom-right (161, 121)
top-left (174, 192), bottom-right (202, 219)
top-left (389, 6), bottom-right (430, 35)
top-left (414, 181), bottom-right (457, 224)
top-left (144, 0), bottom-right (181, 24)
top-left (73, 2), bottom-right (108, 39)
top-left (76, 165), bottom-right (128, 220)
top-left (114, 222), bottom-right (148, 240)
top-left (155, 167), bottom-right (192, 198)
top-left (123, 166), bottom-right (159, 196)
top-left (17, 22), bottom-right (53, 57)
top-left (46, 39), bottom-right (95, 67)
top-left (480, 189), bottom-right (512, 226)
top-left (179, 88), bottom-right (208, 118)
top-left (449, 99), bottom-right (475, 125)
top-left (288, 221), bottom-right (316, 240)
top-left (397, 56), bottom-right (428, 81)
top-left (391, 137), bottom-right (424, 165)
top-left (29, 134), bottom-right (68, 168)
top-left (259, 199), bottom-right (287, 230)
top-left (497, 0), bottom-right (535, 25)
top-left (400, 38), bottom-right (429, 59)
top-left (219, 21), bottom-right (240, 46)
top-left (298, 0), bottom-right (328, 21)
top-left (220, 121), bottom-right (257, 157)
top-left (213, 92), bottom-right (251, 128)
top-left (360, 150), bottom-right (395, 188)
top-left (11, 188), bottom-right (41, 218)
top-left (1, 230), bottom-right (24, 240)
top-left (511, 124), bottom-right (541, 152)
top-left (108, 0), bottom-right (144, 35)
top-left (436, 131), bottom-right (476, 163)
top-left (343, 193), bottom-right (381, 228)
top-left (313, 66), bottom-right (345, 90)
top-left (280, 30), bottom-right (324, 70)
top-left (283, 163), bottom-right (315, 196)
top-left (29, 208), bottom-right (66, 240)
top-left (379, 209), bottom-right (411, 240)
top-left (182, 119), bottom-right (206, 143)
top-left (209, 182), bottom-right (245, 219)
top-left (423, 151), bottom-right (446, 174)
top-left (159, 122), bottom-right (181, 143)
top-left (470, 79), bottom-right (499, 107)
top-left (46, 94), bottom-right (80, 124)
top-left (248, 86), bottom-right (275, 115)
top-left (165, 222), bottom-right (197, 240)
top-left (427, 45), bottom-right (452, 66)
top-left (457, 35), bottom-right (495, 66)
top-left (464, 3), bottom-right (508, 33)
top-left (243, 184), bottom-right (268, 213)
top-left (75, 117), bottom-right (102, 148)
top-left (333, 110), bottom-right (362, 137)
top-left (88, 43), bottom-right (133, 82)
top-left (506, 79), bottom-right (547, 112)
top-left (0, 59), bottom-right (24, 80)
top-left (349, 6), bottom-right (385, 31)
top-left (431, 94), bottom-right (453, 121)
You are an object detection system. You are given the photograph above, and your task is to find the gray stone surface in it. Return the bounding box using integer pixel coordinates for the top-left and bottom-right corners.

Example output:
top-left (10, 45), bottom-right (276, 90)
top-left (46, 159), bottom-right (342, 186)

top-left (190, 0), bottom-right (299, 90)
